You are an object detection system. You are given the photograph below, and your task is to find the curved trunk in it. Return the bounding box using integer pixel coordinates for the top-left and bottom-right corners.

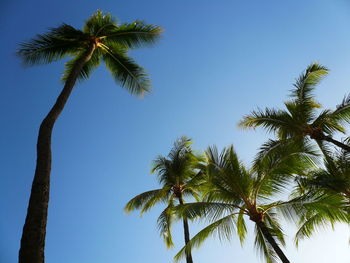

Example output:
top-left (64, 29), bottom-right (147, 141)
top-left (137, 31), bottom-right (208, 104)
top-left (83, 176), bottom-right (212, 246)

top-left (323, 136), bottom-right (350, 152)
top-left (179, 196), bottom-right (194, 263)
top-left (256, 221), bottom-right (290, 263)
top-left (19, 44), bottom-right (96, 263)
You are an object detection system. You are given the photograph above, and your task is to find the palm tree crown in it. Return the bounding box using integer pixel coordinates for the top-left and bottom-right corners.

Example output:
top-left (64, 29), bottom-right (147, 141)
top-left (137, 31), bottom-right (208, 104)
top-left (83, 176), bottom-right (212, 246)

top-left (18, 10), bottom-right (162, 94)
top-left (174, 144), bottom-right (319, 263)
top-left (239, 63), bottom-right (350, 152)
top-left (125, 137), bottom-right (203, 263)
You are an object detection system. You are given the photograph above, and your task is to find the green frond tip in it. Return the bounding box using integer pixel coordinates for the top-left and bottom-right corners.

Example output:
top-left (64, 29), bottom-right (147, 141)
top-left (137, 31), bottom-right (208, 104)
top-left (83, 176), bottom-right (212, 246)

top-left (124, 189), bottom-right (167, 215)
top-left (291, 62), bottom-right (328, 100)
top-left (83, 10), bottom-right (118, 36)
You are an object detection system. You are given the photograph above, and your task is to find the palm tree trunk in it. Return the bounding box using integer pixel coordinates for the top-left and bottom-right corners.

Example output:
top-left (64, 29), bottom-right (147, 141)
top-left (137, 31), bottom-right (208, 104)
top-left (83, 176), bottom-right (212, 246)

top-left (179, 196), bottom-right (194, 263)
top-left (19, 44), bottom-right (96, 263)
top-left (323, 136), bottom-right (350, 152)
top-left (256, 221), bottom-right (290, 263)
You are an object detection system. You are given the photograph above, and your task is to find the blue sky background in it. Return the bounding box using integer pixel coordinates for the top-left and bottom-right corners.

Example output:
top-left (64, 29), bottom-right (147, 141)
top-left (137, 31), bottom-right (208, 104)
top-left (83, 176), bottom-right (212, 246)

top-left (1, 0), bottom-right (350, 262)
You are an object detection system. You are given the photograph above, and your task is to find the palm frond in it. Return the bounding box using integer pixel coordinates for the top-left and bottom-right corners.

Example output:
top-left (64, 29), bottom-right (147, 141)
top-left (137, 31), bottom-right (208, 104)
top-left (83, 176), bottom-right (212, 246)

top-left (254, 224), bottom-right (278, 263)
top-left (175, 202), bottom-right (241, 221)
top-left (157, 203), bottom-right (175, 248)
top-left (311, 109), bottom-right (346, 135)
top-left (294, 195), bottom-right (349, 246)
top-left (174, 214), bottom-right (237, 262)
top-left (263, 212), bottom-right (285, 246)
top-left (276, 193), bottom-right (348, 226)
top-left (103, 21), bottom-right (162, 49)
top-left (291, 63), bottom-right (328, 103)
top-left (61, 48), bottom-right (101, 82)
top-left (236, 209), bottom-right (247, 245)
top-left (17, 24), bottom-right (86, 65)
top-left (101, 42), bottom-right (150, 95)
top-left (124, 188), bottom-right (169, 214)
top-left (330, 94), bottom-right (350, 127)
top-left (253, 138), bottom-right (318, 173)
top-left (83, 10), bottom-right (118, 36)
top-left (238, 108), bottom-right (296, 139)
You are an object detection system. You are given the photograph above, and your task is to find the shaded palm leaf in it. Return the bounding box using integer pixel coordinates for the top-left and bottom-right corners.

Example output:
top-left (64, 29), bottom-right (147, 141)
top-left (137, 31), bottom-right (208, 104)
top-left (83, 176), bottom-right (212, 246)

top-left (17, 24), bottom-right (87, 65)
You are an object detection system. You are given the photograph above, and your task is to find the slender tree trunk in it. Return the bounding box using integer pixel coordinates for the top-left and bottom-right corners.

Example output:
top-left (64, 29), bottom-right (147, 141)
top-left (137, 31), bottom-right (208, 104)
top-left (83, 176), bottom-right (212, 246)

top-left (179, 196), bottom-right (194, 263)
top-left (256, 221), bottom-right (290, 263)
top-left (323, 136), bottom-right (350, 152)
top-left (19, 44), bottom-right (96, 263)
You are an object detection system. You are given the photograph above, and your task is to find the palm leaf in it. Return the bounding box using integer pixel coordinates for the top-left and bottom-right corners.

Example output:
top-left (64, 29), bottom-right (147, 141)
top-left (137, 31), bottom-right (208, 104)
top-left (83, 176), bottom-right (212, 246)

top-left (174, 214), bottom-right (237, 262)
top-left (330, 94), bottom-right (350, 126)
top-left (157, 203), bottom-right (175, 248)
top-left (254, 224), bottom-right (278, 263)
top-left (17, 24), bottom-right (87, 65)
top-left (124, 188), bottom-right (169, 214)
top-left (238, 108), bottom-right (296, 139)
top-left (175, 202), bottom-right (241, 221)
top-left (83, 10), bottom-right (118, 36)
top-left (101, 42), bottom-right (150, 95)
top-left (61, 48), bottom-right (101, 82)
top-left (291, 63), bottom-right (328, 103)
top-left (103, 21), bottom-right (162, 49)
top-left (236, 209), bottom-right (247, 245)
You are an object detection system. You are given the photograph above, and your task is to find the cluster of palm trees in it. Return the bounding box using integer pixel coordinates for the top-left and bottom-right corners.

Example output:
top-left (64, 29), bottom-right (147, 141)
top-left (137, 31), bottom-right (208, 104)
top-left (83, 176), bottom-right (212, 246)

top-left (126, 63), bottom-right (350, 263)
top-left (16, 9), bottom-right (350, 263)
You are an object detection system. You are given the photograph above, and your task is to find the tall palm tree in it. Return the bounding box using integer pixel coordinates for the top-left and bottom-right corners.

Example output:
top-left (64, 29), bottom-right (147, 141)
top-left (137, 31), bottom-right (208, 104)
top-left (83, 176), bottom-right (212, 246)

top-left (17, 10), bottom-right (162, 263)
top-left (239, 63), bottom-right (350, 152)
top-left (125, 137), bottom-right (203, 263)
top-left (174, 144), bottom-right (320, 263)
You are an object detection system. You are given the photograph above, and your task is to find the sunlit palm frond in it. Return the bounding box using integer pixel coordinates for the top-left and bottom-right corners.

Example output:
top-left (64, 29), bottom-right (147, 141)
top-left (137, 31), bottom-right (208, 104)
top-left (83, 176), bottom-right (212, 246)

top-left (253, 139), bottom-right (317, 201)
top-left (238, 108), bottom-right (296, 139)
top-left (312, 109), bottom-right (346, 135)
top-left (104, 21), bottom-right (162, 49)
top-left (174, 214), bottom-right (237, 262)
top-left (124, 188), bottom-right (169, 214)
top-left (101, 42), bottom-right (150, 95)
top-left (175, 202), bottom-right (241, 221)
top-left (330, 94), bottom-right (350, 126)
top-left (205, 145), bottom-right (253, 201)
top-left (254, 137), bottom-right (318, 174)
top-left (236, 209), bottom-right (247, 245)
top-left (168, 136), bottom-right (192, 162)
top-left (291, 63), bottom-right (328, 104)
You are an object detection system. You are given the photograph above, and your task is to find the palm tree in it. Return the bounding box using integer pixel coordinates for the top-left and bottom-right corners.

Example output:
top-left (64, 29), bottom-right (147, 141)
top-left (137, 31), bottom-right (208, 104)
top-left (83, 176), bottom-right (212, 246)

top-left (239, 63), bottom-right (350, 152)
top-left (17, 10), bottom-right (162, 263)
top-left (174, 144), bottom-right (319, 263)
top-left (125, 137), bottom-right (203, 263)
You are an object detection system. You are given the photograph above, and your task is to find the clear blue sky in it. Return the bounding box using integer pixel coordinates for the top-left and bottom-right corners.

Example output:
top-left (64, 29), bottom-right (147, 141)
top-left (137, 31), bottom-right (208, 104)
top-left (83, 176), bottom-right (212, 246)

top-left (1, 0), bottom-right (350, 262)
